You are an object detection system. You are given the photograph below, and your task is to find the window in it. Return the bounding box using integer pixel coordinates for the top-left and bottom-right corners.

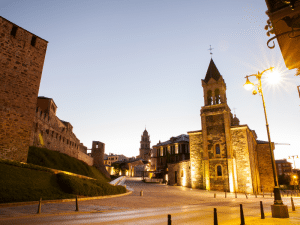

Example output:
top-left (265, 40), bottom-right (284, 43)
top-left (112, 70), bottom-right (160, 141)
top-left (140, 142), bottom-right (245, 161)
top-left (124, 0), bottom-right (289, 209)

top-left (31, 36), bottom-right (37, 47)
top-left (215, 89), bottom-right (220, 104)
top-left (207, 90), bottom-right (212, 105)
top-left (215, 144), bottom-right (220, 155)
top-left (217, 166), bottom-right (222, 176)
top-left (11, 26), bottom-right (18, 37)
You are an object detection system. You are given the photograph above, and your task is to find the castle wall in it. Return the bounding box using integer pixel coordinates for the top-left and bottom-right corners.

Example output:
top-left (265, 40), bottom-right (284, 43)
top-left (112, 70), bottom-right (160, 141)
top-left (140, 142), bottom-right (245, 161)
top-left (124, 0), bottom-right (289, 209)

top-left (30, 98), bottom-right (92, 165)
top-left (92, 141), bottom-right (110, 179)
top-left (0, 16), bottom-right (48, 162)
top-left (188, 131), bottom-right (204, 189)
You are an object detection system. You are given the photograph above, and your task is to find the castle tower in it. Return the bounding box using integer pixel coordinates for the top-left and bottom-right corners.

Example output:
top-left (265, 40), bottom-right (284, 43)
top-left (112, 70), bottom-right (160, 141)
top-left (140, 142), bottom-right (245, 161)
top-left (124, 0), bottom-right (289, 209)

top-left (91, 141), bottom-right (110, 179)
top-left (139, 129), bottom-right (151, 161)
top-left (0, 16), bottom-right (48, 162)
top-left (200, 59), bottom-right (236, 192)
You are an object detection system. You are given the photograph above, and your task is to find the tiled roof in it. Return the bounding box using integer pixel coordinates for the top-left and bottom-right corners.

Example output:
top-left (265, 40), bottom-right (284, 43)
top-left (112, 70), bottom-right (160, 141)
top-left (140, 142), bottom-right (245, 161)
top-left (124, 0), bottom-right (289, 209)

top-left (153, 134), bottom-right (189, 147)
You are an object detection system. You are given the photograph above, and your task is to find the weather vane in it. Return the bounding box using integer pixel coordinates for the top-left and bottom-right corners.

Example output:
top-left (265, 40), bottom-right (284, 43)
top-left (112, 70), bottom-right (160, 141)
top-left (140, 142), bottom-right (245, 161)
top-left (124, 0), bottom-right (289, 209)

top-left (208, 45), bottom-right (214, 57)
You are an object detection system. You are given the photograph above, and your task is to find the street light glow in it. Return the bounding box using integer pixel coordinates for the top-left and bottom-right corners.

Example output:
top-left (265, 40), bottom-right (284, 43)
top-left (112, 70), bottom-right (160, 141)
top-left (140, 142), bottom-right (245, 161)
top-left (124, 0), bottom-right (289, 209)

top-left (265, 69), bottom-right (282, 84)
top-left (243, 77), bottom-right (254, 91)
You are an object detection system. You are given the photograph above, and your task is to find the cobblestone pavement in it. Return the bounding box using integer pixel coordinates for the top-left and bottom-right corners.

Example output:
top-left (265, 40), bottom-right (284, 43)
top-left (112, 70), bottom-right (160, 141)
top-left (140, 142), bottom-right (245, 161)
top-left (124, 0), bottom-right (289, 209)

top-left (0, 177), bottom-right (299, 224)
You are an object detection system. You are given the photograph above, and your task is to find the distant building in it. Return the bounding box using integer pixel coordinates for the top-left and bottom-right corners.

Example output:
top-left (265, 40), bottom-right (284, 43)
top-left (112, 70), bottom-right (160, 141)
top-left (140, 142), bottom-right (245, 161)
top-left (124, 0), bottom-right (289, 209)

top-left (151, 134), bottom-right (190, 180)
top-left (276, 159), bottom-right (293, 176)
top-left (139, 129), bottom-right (151, 161)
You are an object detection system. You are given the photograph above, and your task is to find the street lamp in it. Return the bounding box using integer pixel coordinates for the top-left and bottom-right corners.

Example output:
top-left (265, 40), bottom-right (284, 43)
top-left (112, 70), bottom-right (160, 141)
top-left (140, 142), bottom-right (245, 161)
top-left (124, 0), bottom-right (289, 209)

top-left (244, 67), bottom-right (289, 218)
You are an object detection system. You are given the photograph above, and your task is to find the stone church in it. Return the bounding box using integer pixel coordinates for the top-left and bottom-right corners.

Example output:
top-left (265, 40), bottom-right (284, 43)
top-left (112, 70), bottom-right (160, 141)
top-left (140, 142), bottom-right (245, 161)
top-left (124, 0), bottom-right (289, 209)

top-left (139, 129), bottom-right (151, 161)
top-left (168, 59), bottom-right (275, 193)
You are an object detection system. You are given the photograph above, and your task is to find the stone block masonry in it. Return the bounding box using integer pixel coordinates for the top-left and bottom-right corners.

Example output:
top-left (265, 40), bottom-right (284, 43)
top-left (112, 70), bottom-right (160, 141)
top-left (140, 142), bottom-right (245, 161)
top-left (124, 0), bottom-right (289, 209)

top-left (0, 16), bottom-right (48, 162)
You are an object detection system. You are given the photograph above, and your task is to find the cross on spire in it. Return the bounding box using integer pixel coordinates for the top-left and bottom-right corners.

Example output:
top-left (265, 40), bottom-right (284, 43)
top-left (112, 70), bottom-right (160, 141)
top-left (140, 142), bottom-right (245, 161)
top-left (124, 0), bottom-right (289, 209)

top-left (208, 45), bottom-right (214, 57)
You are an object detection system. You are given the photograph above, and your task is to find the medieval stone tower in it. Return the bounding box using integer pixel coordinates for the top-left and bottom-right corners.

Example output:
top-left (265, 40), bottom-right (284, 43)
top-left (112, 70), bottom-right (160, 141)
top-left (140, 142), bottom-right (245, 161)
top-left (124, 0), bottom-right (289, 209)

top-left (91, 141), bottom-right (110, 179)
top-left (199, 58), bottom-right (235, 192)
top-left (139, 129), bottom-right (151, 161)
top-left (0, 16), bottom-right (48, 162)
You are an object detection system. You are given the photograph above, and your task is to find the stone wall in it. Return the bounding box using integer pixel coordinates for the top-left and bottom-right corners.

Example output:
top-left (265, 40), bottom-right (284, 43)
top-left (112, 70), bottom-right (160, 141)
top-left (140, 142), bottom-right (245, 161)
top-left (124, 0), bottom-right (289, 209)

top-left (168, 160), bottom-right (191, 187)
top-left (188, 131), bottom-right (204, 189)
top-left (257, 142), bottom-right (275, 192)
top-left (92, 141), bottom-right (111, 179)
top-left (0, 16), bottom-right (48, 162)
top-left (31, 97), bottom-right (93, 166)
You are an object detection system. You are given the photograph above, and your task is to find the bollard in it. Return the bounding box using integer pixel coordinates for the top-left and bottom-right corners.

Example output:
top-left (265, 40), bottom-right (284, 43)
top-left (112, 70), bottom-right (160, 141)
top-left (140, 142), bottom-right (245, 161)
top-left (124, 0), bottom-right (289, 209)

top-left (214, 208), bottom-right (218, 225)
top-left (76, 195), bottom-right (79, 211)
top-left (225, 191), bottom-right (227, 198)
top-left (140, 190), bottom-right (143, 196)
top-left (235, 192), bottom-right (237, 198)
top-left (168, 214), bottom-right (171, 225)
top-left (263, 191), bottom-right (264, 198)
top-left (291, 197), bottom-right (295, 211)
top-left (245, 192), bottom-right (248, 199)
top-left (37, 198), bottom-right (42, 214)
top-left (271, 191), bottom-right (272, 197)
top-left (214, 193), bottom-right (216, 198)
top-left (240, 204), bottom-right (245, 225)
top-left (255, 192), bottom-right (257, 198)
top-left (260, 201), bottom-right (265, 219)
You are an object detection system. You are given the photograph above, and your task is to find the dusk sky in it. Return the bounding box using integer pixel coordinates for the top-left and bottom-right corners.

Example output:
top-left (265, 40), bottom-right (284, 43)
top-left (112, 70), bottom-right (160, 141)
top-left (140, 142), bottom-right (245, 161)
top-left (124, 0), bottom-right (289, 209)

top-left (1, 0), bottom-right (299, 166)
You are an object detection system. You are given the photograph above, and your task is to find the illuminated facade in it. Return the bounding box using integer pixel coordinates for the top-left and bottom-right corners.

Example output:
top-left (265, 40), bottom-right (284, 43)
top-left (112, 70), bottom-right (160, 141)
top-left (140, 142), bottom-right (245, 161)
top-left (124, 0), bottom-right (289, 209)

top-left (168, 59), bottom-right (275, 193)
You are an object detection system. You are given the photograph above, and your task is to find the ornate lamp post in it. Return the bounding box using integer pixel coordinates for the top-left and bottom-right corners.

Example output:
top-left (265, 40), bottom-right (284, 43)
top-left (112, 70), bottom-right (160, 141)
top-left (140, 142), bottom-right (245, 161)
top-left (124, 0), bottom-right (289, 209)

top-left (244, 67), bottom-right (289, 218)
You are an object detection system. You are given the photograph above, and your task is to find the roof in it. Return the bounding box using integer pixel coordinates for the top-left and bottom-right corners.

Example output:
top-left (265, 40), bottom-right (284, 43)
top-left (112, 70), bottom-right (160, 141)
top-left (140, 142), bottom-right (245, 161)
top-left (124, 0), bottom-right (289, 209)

top-left (153, 134), bottom-right (189, 147)
top-left (276, 159), bottom-right (292, 164)
top-left (203, 58), bottom-right (221, 83)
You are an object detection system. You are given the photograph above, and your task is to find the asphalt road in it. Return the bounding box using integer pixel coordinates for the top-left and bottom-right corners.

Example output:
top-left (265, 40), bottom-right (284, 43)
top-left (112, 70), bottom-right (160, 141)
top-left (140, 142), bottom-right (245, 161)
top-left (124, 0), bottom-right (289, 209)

top-left (0, 177), bottom-right (298, 225)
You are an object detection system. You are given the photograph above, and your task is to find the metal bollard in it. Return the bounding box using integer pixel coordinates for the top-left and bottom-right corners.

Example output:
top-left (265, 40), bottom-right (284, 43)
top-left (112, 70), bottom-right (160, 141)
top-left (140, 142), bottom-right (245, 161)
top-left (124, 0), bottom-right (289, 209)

top-left (255, 192), bottom-right (257, 198)
top-left (76, 195), bottom-right (79, 211)
top-left (263, 191), bottom-right (264, 198)
top-left (291, 197), bottom-right (295, 211)
top-left (37, 198), bottom-right (42, 214)
top-left (271, 191), bottom-right (272, 197)
top-left (260, 201), bottom-right (265, 219)
top-left (214, 208), bottom-right (218, 225)
top-left (235, 192), bottom-right (237, 198)
top-left (225, 191), bottom-right (227, 198)
top-left (245, 192), bottom-right (248, 199)
top-left (214, 193), bottom-right (216, 198)
top-left (240, 204), bottom-right (245, 225)
top-left (140, 190), bottom-right (143, 196)
top-left (168, 214), bottom-right (171, 225)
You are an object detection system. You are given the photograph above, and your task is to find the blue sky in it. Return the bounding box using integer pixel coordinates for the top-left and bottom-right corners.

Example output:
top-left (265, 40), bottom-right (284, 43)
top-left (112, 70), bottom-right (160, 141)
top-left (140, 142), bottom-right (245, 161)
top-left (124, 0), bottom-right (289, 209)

top-left (1, 0), bottom-right (299, 166)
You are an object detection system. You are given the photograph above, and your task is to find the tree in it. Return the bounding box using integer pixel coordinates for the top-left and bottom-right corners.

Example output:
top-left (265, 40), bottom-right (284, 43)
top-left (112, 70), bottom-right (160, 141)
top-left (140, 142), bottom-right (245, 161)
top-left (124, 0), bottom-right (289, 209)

top-left (278, 174), bottom-right (290, 186)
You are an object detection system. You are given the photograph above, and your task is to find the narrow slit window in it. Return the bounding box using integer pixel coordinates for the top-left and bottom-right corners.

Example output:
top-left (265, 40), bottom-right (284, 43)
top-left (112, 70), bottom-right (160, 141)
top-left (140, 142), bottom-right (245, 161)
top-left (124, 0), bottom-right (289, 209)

top-left (31, 36), bottom-right (37, 47)
top-left (11, 26), bottom-right (18, 37)
top-left (215, 144), bottom-right (220, 155)
top-left (217, 166), bottom-right (222, 176)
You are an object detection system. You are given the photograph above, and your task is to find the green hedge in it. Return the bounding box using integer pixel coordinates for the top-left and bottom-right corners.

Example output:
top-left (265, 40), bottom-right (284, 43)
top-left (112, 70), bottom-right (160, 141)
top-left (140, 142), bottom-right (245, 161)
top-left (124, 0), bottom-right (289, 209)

top-left (56, 173), bottom-right (126, 196)
top-left (28, 146), bottom-right (109, 181)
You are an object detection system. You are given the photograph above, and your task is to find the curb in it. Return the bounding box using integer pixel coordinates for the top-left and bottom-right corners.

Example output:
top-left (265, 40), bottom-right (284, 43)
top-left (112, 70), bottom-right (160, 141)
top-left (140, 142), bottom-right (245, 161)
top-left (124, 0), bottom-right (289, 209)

top-left (0, 191), bottom-right (132, 208)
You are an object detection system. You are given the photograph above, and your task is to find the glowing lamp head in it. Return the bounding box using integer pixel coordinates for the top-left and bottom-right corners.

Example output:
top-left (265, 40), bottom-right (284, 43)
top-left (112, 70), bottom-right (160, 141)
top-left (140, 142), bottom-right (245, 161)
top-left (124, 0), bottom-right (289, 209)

top-left (266, 68), bottom-right (281, 84)
top-left (243, 77), bottom-right (254, 91)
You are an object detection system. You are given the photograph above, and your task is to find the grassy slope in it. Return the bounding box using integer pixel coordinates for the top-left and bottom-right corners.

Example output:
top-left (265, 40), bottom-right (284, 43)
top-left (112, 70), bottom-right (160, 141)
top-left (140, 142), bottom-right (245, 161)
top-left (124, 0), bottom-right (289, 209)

top-left (27, 146), bottom-right (109, 181)
top-left (0, 147), bottom-right (126, 203)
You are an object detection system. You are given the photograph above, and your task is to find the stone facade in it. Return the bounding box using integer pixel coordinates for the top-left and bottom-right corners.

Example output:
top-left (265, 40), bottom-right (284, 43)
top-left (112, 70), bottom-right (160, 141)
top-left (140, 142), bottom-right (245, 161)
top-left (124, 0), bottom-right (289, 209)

top-left (0, 16), bottom-right (48, 162)
top-left (167, 59), bottom-right (275, 193)
top-left (168, 160), bottom-right (191, 187)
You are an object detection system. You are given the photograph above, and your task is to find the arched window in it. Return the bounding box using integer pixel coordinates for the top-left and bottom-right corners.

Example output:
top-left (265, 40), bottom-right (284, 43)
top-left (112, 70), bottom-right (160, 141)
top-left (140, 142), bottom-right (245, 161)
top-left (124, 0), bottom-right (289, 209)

top-left (215, 89), bottom-right (220, 104)
top-left (207, 90), bottom-right (213, 105)
top-left (217, 165), bottom-right (222, 176)
top-left (215, 144), bottom-right (220, 155)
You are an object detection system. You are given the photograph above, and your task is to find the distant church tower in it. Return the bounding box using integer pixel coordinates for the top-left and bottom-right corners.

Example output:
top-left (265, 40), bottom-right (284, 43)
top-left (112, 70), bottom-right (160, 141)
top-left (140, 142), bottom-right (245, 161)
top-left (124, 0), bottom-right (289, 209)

top-left (139, 129), bottom-right (151, 161)
top-left (200, 58), bottom-right (236, 192)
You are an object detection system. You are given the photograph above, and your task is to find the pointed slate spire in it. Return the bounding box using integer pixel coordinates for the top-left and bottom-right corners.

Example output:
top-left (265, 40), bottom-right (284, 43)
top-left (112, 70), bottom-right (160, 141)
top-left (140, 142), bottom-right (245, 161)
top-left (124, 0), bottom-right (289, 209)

top-left (203, 58), bottom-right (221, 83)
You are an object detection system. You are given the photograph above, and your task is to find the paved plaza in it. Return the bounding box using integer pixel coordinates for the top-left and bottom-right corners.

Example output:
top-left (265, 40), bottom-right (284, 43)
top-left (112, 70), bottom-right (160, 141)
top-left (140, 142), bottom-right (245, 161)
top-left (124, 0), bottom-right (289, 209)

top-left (0, 177), bottom-right (299, 224)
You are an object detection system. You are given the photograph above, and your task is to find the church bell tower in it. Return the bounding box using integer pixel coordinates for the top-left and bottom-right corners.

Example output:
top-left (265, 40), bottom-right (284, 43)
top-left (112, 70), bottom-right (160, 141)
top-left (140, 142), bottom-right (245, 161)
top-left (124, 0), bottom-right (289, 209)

top-left (139, 129), bottom-right (151, 161)
top-left (200, 59), bottom-right (236, 192)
